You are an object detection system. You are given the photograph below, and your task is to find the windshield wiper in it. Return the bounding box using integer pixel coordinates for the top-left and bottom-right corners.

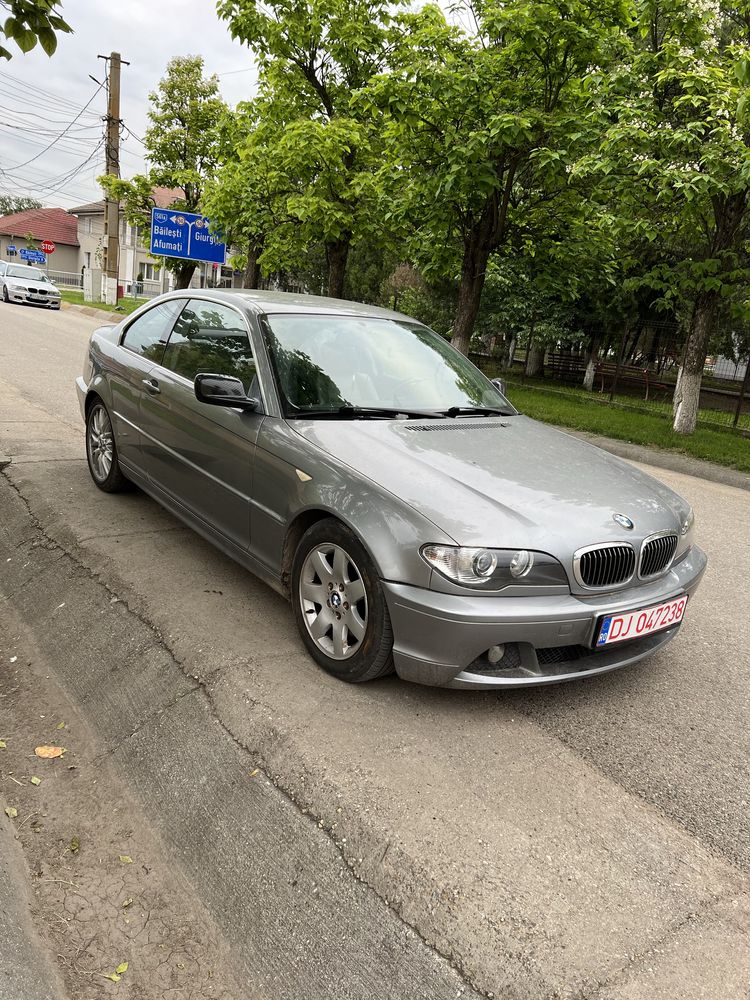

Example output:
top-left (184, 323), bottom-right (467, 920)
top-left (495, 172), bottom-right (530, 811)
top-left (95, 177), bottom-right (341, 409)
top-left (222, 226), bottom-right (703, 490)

top-left (288, 405), bottom-right (442, 420)
top-left (439, 406), bottom-right (516, 418)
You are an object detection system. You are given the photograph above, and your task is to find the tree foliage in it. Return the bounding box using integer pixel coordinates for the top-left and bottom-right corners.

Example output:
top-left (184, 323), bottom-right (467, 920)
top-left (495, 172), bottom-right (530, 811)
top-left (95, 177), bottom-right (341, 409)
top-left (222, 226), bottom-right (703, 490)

top-left (216, 0), bottom-right (400, 296)
top-left (0, 194), bottom-right (42, 215)
top-left (0, 0), bottom-right (71, 60)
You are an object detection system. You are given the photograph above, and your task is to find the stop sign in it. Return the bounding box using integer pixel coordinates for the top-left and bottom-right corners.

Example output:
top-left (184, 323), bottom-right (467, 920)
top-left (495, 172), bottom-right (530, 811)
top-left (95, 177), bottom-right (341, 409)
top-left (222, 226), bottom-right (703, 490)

top-left (40, 240), bottom-right (55, 254)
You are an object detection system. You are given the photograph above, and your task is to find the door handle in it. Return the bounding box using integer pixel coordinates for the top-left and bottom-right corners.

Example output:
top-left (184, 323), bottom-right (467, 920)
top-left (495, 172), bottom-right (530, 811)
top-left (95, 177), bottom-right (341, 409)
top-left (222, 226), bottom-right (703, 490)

top-left (142, 378), bottom-right (160, 395)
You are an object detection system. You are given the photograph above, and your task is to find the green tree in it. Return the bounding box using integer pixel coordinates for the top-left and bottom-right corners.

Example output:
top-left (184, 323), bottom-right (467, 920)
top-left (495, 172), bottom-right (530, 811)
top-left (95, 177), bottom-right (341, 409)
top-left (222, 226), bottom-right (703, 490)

top-left (217, 0), bottom-right (399, 297)
top-left (1, 0), bottom-right (71, 59)
top-left (101, 56), bottom-right (229, 289)
top-left (0, 194), bottom-right (42, 215)
top-left (578, 0), bottom-right (750, 433)
top-left (365, 0), bottom-right (628, 356)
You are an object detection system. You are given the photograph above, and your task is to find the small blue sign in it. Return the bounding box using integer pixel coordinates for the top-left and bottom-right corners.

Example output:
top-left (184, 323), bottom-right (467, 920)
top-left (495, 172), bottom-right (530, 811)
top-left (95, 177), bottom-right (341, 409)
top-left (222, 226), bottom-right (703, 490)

top-left (149, 208), bottom-right (226, 265)
top-left (7, 244), bottom-right (17, 255)
top-left (20, 248), bottom-right (46, 264)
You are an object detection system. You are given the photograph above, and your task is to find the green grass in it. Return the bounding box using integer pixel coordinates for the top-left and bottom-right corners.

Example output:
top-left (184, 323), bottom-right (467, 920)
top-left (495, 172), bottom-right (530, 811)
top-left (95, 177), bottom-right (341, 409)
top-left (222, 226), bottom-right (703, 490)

top-left (509, 385), bottom-right (750, 473)
top-left (60, 288), bottom-right (145, 316)
top-left (513, 375), bottom-right (750, 432)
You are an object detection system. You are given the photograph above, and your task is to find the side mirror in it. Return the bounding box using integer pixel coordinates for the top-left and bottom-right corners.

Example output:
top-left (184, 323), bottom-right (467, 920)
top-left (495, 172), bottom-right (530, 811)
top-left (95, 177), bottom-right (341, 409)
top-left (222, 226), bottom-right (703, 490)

top-left (491, 377), bottom-right (507, 395)
top-left (194, 373), bottom-right (258, 411)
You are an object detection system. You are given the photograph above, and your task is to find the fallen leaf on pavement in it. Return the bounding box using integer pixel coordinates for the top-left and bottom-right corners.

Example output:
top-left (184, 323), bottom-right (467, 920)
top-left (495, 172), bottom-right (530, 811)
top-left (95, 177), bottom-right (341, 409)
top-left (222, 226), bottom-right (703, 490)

top-left (56, 722), bottom-right (65, 730)
top-left (249, 768), bottom-right (259, 777)
top-left (116, 962), bottom-right (129, 974)
top-left (104, 972), bottom-right (121, 983)
top-left (5, 807), bottom-right (18, 819)
top-left (121, 898), bottom-right (133, 908)
top-left (0, 741), bottom-right (6, 749)
top-left (69, 837), bottom-right (80, 854)
top-left (118, 855), bottom-right (133, 865)
top-left (34, 746), bottom-right (66, 759)
top-left (30, 776), bottom-right (41, 786)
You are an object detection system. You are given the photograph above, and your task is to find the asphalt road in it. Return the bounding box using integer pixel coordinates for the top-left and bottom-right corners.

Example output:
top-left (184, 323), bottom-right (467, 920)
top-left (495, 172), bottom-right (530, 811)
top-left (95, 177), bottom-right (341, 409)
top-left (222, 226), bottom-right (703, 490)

top-left (1, 299), bottom-right (749, 999)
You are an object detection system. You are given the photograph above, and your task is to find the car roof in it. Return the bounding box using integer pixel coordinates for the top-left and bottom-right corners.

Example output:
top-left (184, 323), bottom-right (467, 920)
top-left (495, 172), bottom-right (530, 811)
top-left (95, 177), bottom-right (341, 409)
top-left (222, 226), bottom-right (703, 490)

top-left (161, 288), bottom-right (412, 322)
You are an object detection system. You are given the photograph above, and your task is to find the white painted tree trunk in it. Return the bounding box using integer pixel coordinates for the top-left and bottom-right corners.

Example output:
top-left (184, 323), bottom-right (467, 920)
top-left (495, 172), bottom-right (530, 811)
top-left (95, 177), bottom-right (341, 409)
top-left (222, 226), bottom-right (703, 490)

top-left (672, 366), bottom-right (683, 418)
top-left (673, 366), bottom-right (702, 434)
top-left (583, 357), bottom-right (596, 391)
top-left (526, 342), bottom-right (544, 377)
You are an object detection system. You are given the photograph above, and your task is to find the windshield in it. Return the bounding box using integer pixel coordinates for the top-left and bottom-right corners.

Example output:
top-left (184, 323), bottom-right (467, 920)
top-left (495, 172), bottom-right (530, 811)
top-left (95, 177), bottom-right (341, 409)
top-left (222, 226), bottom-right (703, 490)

top-left (7, 265), bottom-right (49, 282)
top-left (262, 314), bottom-right (516, 417)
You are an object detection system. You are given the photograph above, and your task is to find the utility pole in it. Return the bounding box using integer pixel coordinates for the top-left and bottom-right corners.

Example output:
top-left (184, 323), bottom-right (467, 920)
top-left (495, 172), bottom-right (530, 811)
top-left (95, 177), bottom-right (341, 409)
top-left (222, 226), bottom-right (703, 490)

top-left (98, 51), bottom-right (129, 305)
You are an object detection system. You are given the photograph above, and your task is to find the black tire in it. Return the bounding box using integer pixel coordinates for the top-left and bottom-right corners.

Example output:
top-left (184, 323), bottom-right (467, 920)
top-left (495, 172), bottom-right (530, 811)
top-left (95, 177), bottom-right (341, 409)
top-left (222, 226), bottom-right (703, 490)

top-left (291, 517), bottom-right (394, 683)
top-left (2, 286), bottom-right (9, 303)
top-left (85, 399), bottom-right (130, 493)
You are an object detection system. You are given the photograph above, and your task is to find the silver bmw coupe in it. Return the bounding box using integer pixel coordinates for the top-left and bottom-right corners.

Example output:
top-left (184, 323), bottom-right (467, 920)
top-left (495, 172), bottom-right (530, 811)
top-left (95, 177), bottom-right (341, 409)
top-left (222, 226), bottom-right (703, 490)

top-left (76, 290), bottom-right (706, 689)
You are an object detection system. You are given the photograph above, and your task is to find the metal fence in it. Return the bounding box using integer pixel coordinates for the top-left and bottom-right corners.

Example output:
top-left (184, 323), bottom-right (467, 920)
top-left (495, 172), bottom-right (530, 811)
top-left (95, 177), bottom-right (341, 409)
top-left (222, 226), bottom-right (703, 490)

top-left (121, 278), bottom-right (161, 300)
top-left (47, 270), bottom-right (83, 288)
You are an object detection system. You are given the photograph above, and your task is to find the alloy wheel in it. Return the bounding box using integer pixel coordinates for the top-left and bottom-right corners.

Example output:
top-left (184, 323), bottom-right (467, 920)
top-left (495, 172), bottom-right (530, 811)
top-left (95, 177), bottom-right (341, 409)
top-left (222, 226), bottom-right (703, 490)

top-left (87, 405), bottom-right (114, 483)
top-left (299, 543), bottom-right (368, 660)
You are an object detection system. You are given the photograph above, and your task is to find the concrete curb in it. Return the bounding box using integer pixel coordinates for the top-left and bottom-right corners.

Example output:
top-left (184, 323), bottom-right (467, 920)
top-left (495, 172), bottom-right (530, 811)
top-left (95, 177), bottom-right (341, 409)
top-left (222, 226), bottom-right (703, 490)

top-left (60, 300), bottom-right (123, 321)
top-left (0, 817), bottom-right (67, 1000)
top-left (568, 430), bottom-right (750, 493)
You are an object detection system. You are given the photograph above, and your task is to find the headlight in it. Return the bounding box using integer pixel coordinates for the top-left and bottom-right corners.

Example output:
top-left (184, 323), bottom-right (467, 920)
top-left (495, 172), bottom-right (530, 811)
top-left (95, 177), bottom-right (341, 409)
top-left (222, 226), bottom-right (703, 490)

top-left (680, 508), bottom-right (694, 536)
top-left (420, 545), bottom-right (568, 590)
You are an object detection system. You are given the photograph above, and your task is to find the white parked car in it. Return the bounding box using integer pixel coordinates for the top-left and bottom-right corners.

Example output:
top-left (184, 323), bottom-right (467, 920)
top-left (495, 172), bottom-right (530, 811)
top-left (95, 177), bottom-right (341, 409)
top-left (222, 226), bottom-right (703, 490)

top-left (0, 263), bottom-right (61, 309)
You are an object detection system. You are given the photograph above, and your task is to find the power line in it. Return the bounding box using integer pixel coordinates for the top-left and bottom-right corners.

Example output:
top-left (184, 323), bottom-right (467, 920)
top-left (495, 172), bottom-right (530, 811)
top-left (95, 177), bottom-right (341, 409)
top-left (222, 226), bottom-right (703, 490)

top-left (2, 82), bottom-right (106, 173)
top-left (0, 70), bottom-right (103, 119)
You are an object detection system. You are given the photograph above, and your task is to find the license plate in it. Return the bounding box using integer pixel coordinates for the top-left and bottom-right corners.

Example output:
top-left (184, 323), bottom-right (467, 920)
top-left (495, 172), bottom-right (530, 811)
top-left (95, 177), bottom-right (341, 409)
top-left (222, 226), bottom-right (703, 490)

top-left (595, 595), bottom-right (688, 647)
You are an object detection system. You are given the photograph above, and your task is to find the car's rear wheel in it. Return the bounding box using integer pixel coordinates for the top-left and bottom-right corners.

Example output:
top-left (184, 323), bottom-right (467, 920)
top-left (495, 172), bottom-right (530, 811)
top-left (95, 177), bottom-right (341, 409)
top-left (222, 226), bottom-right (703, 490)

top-left (85, 399), bottom-right (129, 492)
top-left (291, 518), bottom-right (394, 682)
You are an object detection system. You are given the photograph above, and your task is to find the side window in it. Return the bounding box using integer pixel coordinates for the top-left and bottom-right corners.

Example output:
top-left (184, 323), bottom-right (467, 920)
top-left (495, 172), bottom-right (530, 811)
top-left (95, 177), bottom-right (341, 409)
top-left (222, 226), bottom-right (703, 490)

top-left (121, 299), bottom-right (185, 363)
top-left (161, 299), bottom-right (258, 393)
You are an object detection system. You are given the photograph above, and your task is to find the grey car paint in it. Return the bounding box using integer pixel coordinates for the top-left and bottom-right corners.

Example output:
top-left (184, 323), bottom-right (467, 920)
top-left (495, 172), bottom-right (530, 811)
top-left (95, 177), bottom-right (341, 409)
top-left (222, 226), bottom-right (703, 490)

top-left (76, 289), bottom-right (707, 690)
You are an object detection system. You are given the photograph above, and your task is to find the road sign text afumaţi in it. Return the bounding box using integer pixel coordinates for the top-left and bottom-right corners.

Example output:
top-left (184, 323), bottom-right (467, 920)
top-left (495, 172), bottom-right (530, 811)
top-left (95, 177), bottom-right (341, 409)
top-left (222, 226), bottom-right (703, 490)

top-left (149, 209), bottom-right (226, 265)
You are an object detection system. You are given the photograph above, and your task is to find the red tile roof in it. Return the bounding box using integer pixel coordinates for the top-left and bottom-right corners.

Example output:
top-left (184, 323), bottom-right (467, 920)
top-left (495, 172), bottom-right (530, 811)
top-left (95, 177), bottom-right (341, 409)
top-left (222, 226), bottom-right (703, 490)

top-left (0, 207), bottom-right (79, 246)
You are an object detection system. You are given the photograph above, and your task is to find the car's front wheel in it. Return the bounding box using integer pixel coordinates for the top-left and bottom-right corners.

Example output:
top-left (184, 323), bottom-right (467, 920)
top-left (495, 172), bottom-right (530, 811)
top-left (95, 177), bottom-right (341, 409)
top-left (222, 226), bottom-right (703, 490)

top-left (85, 399), bottom-right (129, 492)
top-left (2, 286), bottom-right (9, 303)
top-left (291, 518), bottom-right (394, 682)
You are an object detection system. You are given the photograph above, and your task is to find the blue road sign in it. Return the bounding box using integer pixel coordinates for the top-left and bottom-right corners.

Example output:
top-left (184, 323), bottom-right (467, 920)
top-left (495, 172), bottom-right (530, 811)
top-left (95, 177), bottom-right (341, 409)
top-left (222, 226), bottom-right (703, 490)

top-left (19, 248), bottom-right (46, 264)
top-left (7, 244), bottom-right (17, 256)
top-left (149, 208), bottom-right (226, 265)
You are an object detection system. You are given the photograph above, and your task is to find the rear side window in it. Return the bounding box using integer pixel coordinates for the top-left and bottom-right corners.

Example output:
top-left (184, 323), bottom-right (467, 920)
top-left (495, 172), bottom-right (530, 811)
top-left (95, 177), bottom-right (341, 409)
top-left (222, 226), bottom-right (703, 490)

top-left (161, 299), bottom-right (257, 392)
top-left (121, 299), bottom-right (185, 362)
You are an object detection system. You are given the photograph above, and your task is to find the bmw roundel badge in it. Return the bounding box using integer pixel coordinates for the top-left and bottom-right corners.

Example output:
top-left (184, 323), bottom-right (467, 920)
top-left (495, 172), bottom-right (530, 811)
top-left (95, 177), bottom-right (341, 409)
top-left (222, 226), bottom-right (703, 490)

top-left (613, 513), bottom-right (634, 530)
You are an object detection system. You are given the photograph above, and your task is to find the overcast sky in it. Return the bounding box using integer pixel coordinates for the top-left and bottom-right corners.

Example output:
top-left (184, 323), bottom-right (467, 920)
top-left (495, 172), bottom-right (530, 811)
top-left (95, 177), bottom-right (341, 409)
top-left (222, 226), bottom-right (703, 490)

top-left (0, 0), bottom-right (260, 210)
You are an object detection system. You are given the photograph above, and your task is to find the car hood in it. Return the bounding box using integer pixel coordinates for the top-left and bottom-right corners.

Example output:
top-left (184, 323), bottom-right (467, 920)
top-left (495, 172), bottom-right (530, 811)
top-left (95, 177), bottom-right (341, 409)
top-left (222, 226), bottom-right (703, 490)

top-left (291, 415), bottom-right (689, 553)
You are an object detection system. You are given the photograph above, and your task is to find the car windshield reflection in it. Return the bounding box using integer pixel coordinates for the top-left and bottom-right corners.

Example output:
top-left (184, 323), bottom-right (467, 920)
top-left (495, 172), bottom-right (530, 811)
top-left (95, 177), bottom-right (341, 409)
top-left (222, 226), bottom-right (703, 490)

top-left (262, 315), bottom-right (516, 417)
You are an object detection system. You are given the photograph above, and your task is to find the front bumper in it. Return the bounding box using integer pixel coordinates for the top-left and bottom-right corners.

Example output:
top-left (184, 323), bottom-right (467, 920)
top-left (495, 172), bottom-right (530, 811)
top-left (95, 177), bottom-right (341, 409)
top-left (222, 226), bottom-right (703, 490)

top-left (383, 544), bottom-right (707, 689)
top-left (6, 287), bottom-right (60, 308)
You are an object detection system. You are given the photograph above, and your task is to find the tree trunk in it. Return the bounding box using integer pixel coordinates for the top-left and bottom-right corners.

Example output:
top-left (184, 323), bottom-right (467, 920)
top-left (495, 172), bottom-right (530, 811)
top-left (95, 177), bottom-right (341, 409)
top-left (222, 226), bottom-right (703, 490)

top-left (243, 241), bottom-right (262, 289)
top-left (174, 261), bottom-right (196, 290)
top-left (451, 238), bottom-right (492, 356)
top-left (582, 336), bottom-right (600, 391)
top-left (673, 293), bottom-right (717, 435)
top-left (526, 341), bottom-right (545, 378)
top-left (326, 238), bottom-right (350, 299)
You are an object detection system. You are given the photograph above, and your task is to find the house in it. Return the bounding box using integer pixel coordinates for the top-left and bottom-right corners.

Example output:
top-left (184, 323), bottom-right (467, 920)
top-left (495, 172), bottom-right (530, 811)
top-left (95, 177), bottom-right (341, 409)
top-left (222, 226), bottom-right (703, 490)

top-left (0, 207), bottom-right (79, 272)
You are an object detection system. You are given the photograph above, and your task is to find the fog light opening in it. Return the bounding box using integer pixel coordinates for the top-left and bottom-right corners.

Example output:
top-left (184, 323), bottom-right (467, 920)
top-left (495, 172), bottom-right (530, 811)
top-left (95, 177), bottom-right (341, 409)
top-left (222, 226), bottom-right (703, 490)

top-left (487, 644), bottom-right (506, 665)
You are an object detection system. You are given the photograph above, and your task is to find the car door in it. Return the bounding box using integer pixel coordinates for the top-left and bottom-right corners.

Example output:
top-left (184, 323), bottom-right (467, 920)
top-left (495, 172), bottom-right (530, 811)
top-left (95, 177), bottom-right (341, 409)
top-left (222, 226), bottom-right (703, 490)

top-left (109, 298), bottom-right (187, 472)
top-left (138, 297), bottom-right (263, 551)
